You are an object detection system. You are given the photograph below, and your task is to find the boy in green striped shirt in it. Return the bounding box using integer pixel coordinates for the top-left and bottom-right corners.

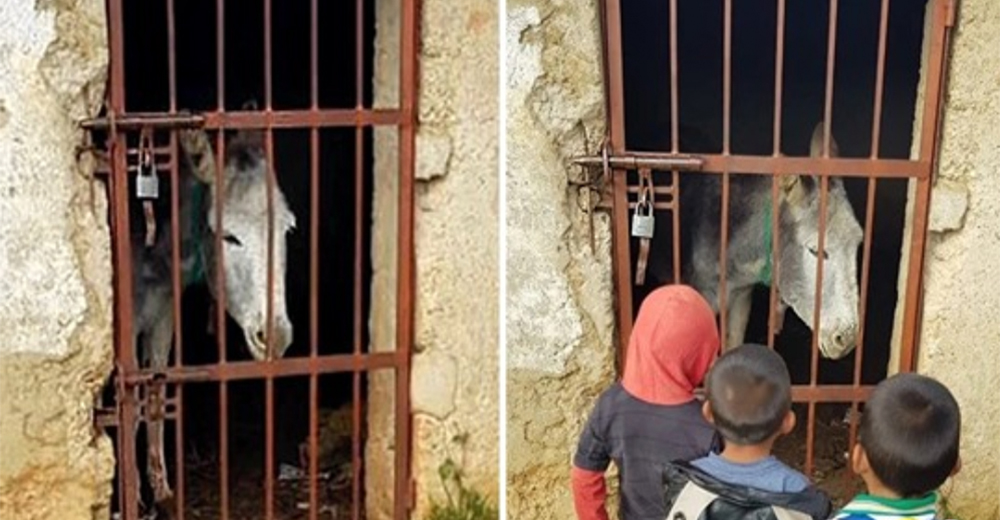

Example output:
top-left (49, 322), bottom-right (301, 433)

top-left (834, 373), bottom-right (962, 520)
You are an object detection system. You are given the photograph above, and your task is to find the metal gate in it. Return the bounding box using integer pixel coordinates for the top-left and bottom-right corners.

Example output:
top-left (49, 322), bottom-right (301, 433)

top-left (577, 0), bottom-right (957, 477)
top-left (86, 0), bottom-right (420, 518)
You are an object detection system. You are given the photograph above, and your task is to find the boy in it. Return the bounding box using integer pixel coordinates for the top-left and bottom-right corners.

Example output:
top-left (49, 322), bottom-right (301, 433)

top-left (662, 343), bottom-right (831, 520)
top-left (572, 284), bottom-right (721, 520)
top-left (833, 373), bottom-right (962, 520)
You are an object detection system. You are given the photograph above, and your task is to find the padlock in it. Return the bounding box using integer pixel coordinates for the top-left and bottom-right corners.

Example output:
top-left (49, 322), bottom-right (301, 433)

top-left (631, 202), bottom-right (655, 239)
top-left (136, 150), bottom-right (159, 200)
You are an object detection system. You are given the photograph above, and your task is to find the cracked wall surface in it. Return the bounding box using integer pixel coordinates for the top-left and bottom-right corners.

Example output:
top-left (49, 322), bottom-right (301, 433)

top-left (506, 1), bottom-right (617, 518)
top-left (0, 1), bottom-right (113, 519)
top-left (369, 0), bottom-right (498, 518)
top-left (890, 1), bottom-right (1000, 518)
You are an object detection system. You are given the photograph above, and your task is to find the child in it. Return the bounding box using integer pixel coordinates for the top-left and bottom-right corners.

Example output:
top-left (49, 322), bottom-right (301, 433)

top-left (833, 373), bottom-right (962, 520)
top-left (662, 343), bottom-right (832, 520)
top-left (572, 284), bottom-right (721, 520)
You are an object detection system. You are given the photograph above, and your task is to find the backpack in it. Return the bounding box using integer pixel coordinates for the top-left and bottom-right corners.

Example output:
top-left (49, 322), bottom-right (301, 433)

top-left (662, 461), bottom-right (833, 520)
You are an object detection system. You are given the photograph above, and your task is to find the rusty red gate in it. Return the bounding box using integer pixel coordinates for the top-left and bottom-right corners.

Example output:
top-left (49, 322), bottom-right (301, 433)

top-left (87, 0), bottom-right (421, 518)
top-left (576, 0), bottom-right (957, 479)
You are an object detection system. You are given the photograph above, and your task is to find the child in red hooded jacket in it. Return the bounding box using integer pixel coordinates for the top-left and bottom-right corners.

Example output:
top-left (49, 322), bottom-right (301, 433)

top-left (571, 284), bottom-right (721, 520)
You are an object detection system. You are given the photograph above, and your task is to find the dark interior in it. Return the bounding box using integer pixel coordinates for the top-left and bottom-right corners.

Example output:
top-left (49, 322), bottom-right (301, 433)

top-left (621, 0), bottom-right (929, 387)
top-left (105, 0), bottom-right (379, 514)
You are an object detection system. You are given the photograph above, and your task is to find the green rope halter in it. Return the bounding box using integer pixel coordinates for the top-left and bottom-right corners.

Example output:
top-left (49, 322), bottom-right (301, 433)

top-left (182, 182), bottom-right (208, 286)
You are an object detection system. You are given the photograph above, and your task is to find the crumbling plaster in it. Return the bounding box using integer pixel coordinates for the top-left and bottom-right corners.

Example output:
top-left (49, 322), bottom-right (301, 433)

top-left (506, 1), bottom-right (618, 518)
top-left (0, 1), bottom-right (114, 519)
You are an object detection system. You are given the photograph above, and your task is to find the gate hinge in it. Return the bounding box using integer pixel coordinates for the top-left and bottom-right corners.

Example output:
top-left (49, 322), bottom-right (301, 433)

top-left (94, 406), bottom-right (119, 429)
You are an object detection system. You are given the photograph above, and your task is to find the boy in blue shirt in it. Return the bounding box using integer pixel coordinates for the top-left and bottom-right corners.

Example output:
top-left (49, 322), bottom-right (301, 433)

top-left (662, 344), bottom-right (831, 520)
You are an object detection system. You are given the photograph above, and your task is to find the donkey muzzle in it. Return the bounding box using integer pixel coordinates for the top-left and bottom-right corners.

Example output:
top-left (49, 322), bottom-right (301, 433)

top-left (823, 323), bottom-right (859, 359)
top-left (246, 320), bottom-right (293, 360)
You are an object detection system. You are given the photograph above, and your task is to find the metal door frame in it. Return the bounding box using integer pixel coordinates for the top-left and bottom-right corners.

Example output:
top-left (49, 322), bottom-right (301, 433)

top-left (591, 0), bottom-right (957, 475)
top-left (93, 0), bottom-right (422, 518)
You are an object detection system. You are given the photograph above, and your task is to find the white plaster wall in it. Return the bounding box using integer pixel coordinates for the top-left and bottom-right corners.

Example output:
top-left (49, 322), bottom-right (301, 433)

top-left (506, 1), bottom-right (618, 518)
top-left (370, 0), bottom-right (499, 518)
top-left (894, 1), bottom-right (1000, 517)
top-left (0, 0), bottom-right (114, 518)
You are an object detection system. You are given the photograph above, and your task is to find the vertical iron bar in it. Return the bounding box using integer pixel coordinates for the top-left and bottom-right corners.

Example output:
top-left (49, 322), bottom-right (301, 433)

top-left (612, 171), bottom-right (632, 372)
top-left (603, 0), bottom-right (632, 361)
top-left (870, 0), bottom-right (890, 161)
top-left (353, 0), bottom-right (366, 518)
top-left (214, 132), bottom-right (230, 520)
top-left (806, 177), bottom-right (829, 478)
top-left (308, 0), bottom-right (320, 518)
top-left (767, 0), bottom-right (786, 348)
top-left (262, 0), bottom-right (277, 518)
top-left (722, 0), bottom-right (732, 155)
top-left (107, 0), bottom-right (140, 517)
top-left (166, 0), bottom-right (185, 515)
top-left (901, 0), bottom-right (955, 370)
top-left (822, 1), bottom-right (839, 158)
top-left (806, 0), bottom-right (839, 479)
top-left (215, 0), bottom-right (230, 516)
top-left (718, 0), bottom-right (733, 347)
top-left (669, 0), bottom-right (681, 284)
top-left (395, 0), bottom-right (421, 516)
top-left (851, 0), bottom-right (890, 447)
top-left (851, 180), bottom-right (877, 445)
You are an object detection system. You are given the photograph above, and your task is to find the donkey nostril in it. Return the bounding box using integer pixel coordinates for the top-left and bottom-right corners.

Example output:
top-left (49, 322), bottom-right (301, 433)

top-left (255, 330), bottom-right (266, 346)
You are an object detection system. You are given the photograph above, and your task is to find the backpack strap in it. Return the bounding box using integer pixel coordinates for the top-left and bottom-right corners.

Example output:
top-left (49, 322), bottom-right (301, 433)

top-left (772, 505), bottom-right (815, 520)
top-left (665, 481), bottom-right (719, 520)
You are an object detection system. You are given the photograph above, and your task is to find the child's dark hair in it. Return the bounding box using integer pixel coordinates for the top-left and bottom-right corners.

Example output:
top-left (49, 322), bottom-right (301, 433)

top-left (859, 373), bottom-right (960, 498)
top-left (705, 343), bottom-right (791, 445)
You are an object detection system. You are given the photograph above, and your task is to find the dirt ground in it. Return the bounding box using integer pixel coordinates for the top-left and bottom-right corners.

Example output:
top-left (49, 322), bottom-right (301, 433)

top-left (182, 458), bottom-right (357, 520)
top-left (180, 404), bottom-right (361, 520)
top-left (772, 404), bottom-right (866, 509)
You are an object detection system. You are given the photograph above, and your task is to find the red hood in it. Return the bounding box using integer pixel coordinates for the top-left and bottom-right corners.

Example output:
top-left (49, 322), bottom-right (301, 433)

top-left (622, 284), bottom-right (720, 405)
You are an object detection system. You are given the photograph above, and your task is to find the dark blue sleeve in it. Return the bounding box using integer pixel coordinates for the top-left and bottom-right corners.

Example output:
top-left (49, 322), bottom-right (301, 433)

top-left (573, 395), bottom-right (611, 472)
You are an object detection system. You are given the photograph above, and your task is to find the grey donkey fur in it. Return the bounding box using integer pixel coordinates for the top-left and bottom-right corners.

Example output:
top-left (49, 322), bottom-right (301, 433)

top-left (651, 122), bottom-right (863, 360)
top-left (131, 125), bottom-right (297, 508)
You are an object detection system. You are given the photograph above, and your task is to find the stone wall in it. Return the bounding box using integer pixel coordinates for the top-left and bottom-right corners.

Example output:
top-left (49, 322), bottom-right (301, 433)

top-left (0, 1), bottom-right (113, 519)
top-left (895, 0), bottom-right (1000, 517)
top-left (369, 0), bottom-right (499, 518)
top-left (505, 1), bottom-right (617, 518)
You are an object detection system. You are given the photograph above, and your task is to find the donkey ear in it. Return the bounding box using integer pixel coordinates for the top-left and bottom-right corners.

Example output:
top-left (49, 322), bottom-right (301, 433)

top-left (178, 128), bottom-right (218, 184)
top-left (779, 174), bottom-right (810, 208)
top-left (809, 121), bottom-right (840, 158)
top-left (226, 127), bottom-right (267, 172)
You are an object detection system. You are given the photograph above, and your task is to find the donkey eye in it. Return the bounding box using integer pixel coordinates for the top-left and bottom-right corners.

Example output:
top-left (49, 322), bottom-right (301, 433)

top-left (807, 246), bottom-right (829, 260)
top-left (223, 234), bottom-right (242, 246)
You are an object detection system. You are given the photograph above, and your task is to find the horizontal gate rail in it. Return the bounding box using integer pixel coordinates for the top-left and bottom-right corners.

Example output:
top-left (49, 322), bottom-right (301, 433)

top-left (81, 108), bottom-right (404, 131)
top-left (574, 151), bottom-right (929, 179)
top-left (117, 352), bottom-right (401, 385)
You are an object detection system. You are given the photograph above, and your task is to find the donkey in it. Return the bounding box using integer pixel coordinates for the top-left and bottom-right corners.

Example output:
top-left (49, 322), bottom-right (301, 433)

top-left (652, 122), bottom-right (863, 360)
top-left (130, 124), bottom-right (297, 508)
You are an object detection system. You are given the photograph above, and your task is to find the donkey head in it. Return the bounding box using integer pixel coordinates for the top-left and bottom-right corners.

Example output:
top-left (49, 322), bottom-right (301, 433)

top-left (183, 124), bottom-right (297, 360)
top-left (776, 123), bottom-right (863, 360)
